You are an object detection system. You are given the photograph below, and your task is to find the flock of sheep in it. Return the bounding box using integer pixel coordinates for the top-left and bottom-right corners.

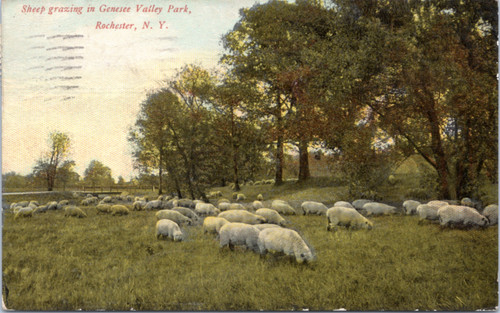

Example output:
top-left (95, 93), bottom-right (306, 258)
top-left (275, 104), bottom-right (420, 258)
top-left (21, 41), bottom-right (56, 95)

top-left (7, 191), bottom-right (498, 264)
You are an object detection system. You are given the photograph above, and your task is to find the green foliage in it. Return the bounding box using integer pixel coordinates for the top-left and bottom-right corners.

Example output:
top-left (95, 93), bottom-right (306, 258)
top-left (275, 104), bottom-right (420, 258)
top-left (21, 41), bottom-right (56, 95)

top-left (2, 205), bottom-right (497, 310)
top-left (83, 160), bottom-right (114, 187)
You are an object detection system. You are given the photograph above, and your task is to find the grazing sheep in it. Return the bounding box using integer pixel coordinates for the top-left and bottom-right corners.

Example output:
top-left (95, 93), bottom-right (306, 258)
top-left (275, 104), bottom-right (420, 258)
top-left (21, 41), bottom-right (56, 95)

top-left (14, 207), bottom-right (33, 219)
top-left (252, 201), bottom-right (264, 210)
top-left (402, 200), bottom-right (421, 215)
top-left (33, 205), bottom-right (48, 214)
top-left (64, 206), bottom-right (87, 218)
top-left (156, 219), bottom-right (184, 241)
top-left (132, 200), bottom-right (146, 211)
top-left (437, 205), bottom-right (488, 228)
top-left (257, 194), bottom-right (264, 201)
top-left (102, 196), bottom-right (113, 203)
top-left (208, 190), bottom-right (223, 198)
top-left (334, 201), bottom-right (354, 209)
top-left (144, 200), bottom-right (163, 211)
top-left (203, 216), bottom-right (230, 234)
top-left (217, 198), bottom-right (230, 204)
top-left (29, 200), bottom-right (40, 207)
top-left (232, 192), bottom-right (238, 200)
top-left (16, 201), bottom-right (29, 208)
top-left (257, 228), bottom-right (314, 264)
top-left (28, 202), bottom-right (38, 210)
top-left (271, 200), bottom-right (296, 215)
top-left (218, 210), bottom-right (266, 225)
top-left (427, 200), bottom-right (449, 207)
top-left (352, 199), bottom-right (372, 210)
top-left (253, 224), bottom-right (282, 231)
top-left (218, 202), bottom-right (232, 212)
top-left (362, 202), bottom-right (397, 216)
top-left (177, 199), bottom-right (195, 209)
top-left (110, 205), bottom-right (129, 216)
top-left (9, 203), bottom-right (18, 210)
top-left (47, 201), bottom-right (58, 210)
top-left (163, 199), bottom-right (178, 210)
top-left (219, 222), bottom-right (261, 252)
top-left (126, 195), bottom-right (134, 202)
top-left (228, 203), bottom-right (246, 211)
top-left (416, 202), bottom-right (446, 223)
top-left (96, 204), bottom-right (112, 214)
top-left (255, 208), bottom-right (287, 226)
top-left (57, 200), bottom-right (70, 210)
top-left (301, 201), bottom-right (328, 215)
top-left (157, 195), bottom-right (164, 201)
top-left (172, 207), bottom-right (199, 221)
top-left (81, 197), bottom-right (98, 206)
top-left (236, 193), bottom-right (247, 201)
top-left (156, 209), bottom-right (192, 225)
top-left (482, 204), bottom-right (498, 225)
top-left (195, 203), bottom-right (219, 216)
top-left (326, 207), bottom-right (373, 231)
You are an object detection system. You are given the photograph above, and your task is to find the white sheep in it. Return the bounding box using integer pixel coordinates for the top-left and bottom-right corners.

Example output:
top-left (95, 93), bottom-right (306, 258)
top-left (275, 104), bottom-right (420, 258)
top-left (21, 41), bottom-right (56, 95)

top-left (217, 198), bottom-right (230, 205)
top-left (156, 219), bottom-right (184, 241)
top-left (271, 200), bottom-right (296, 215)
top-left (29, 200), bottom-right (40, 207)
top-left (427, 200), bottom-right (449, 207)
top-left (218, 210), bottom-right (266, 225)
top-left (437, 205), bottom-right (488, 228)
top-left (194, 203), bottom-right (219, 216)
top-left (57, 200), bottom-right (70, 210)
top-left (362, 202), bottom-right (397, 216)
top-left (255, 208), bottom-right (287, 226)
top-left (132, 200), bottom-right (146, 211)
top-left (144, 200), bottom-right (163, 211)
top-left (236, 193), bottom-right (247, 201)
top-left (326, 207), bottom-right (373, 231)
top-left (228, 203), bottom-right (246, 211)
top-left (253, 224), bottom-right (282, 231)
top-left (47, 201), bottom-right (58, 210)
top-left (14, 207), bottom-right (33, 219)
top-left (482, 204), bottom-right (498, 225)
top-left (110, 205), bottom-right (129, 216)
top-left (64, 206), bottom-right (87, 218)
top-left (352, 199), bottom-right (372, 210)
top-left (218, 202), bottom-right (232, 211)
top-left (301, 201), bottom-right (328, 215)
top-left (257, 228), bottom-right (314, 264)
top-left (252, 201), bottom-right (264, 210)
top-left (96, 204), bottom-right (111, 214)
top-left (219, 222), bottom-right (261, 252)
top-left (102, 196), bottom-right (113, 203)
top-left (403, 200), bottom-right (421, 215)
top-left (172, 207), bottom-right (199, 222)
top-left (416, 202), bottom-right (447, 223)
top-left (33, 205), bottom-right (48, 214)
top-left (16, 201), bottom-right (29, 207)
top-left (333, 201), bottom-right (354, 209)
top-left (156, 209), bottom-right (192, 225)
top-left (257, 194), bottom-right (264, 201)
top-left (177, 199), bottom-right (195, 209)
top-left (203, 216), bottom-right (230, 234)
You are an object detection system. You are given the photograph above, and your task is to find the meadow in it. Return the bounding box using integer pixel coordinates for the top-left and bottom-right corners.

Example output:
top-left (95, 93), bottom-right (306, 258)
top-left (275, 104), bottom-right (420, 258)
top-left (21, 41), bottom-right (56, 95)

top-left (2, 182), bottom-right (498, 311)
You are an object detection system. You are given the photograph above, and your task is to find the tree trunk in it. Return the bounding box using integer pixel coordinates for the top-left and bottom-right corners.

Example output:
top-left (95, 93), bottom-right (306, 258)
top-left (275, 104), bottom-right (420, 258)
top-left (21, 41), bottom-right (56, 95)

top-left (427, 106), bottom-right (451, 199)
top-left (275, 93), bottom-right (284, 186)
top-left (231, 104), bottom-right (240, 191)
top-left (298, 139), bottom-right (310, 182)
top-left (158, 153), bottom-right (163, 195)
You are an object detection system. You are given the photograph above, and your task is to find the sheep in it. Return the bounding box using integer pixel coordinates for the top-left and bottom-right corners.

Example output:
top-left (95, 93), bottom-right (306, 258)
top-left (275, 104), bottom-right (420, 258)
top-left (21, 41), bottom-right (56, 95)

top-left (81, 197), bottom-right (98, 206)
top-left (9, 203), bottom-right (18, 210)
top-left (427, 200), bottom-right (449, 207)
top-left (437, 205), bottom-right (488, 229)
top-left (403, 200), bottom-right (421, 215)
top-left (110, 205), bottom-right (129, 216)
top-left (271, 200), bottom-right (296, 215)
top-left (482, 204), bottom-right (498, 225)
top-left (218, 202), bottom-right (232, 212)
top-left (29, 200), bottom-right (39, 207)
top-left (232, 192), bottom-right (238, 200)
top-left (57, 200), bottom-right (70, 210)
top-left (96, 204), bottom-right (112, 214)
top-left (14, 207), bottom-right (33, 219)
top-left (156, 209), bottom-right (192, 225)
top-left (177, 199), bottom-right (195, 209)
top-left (218, 210), bottom-right (266, 225)
top-left (217, 198), bottom-right (230, 204)
top-left (64, 206), bottom-right (87, 218)
top-left (132, 200), bottom-right (146, 211)
top-left (144, 200), bottom-right (163, 211)
top-left (228, 203), bottom-right (246, 211)
top-left (47, 201), bottom-right (58, 210)
top-left (208, 190), bottom-right (223, 198)
top-left (257, 228), bottom-right (315, 264)
top-left (203, 216), bottom-right (230, 234)
top-left (362, 202), bottom-right (398, 216)
top-left (257, 194), bottom-right (264, 201)
top-left (163, 199), bottom-right (178, 210)
top-left (301, 201), bottom-right (328, 216)
top-left (352, 199), bottom-right (372, 210)
top-left (172, 207), bottom-right (199, 222)
top-left (416, 202), bottom-right (446, 223)
top-left (16, 201), bottom-right (29, 208)
top-left (194, 203), bottom-right (219, 216)
top-left (28, 202), bottom-right (38, 210)
top-left (255, 208), bottom-right (287, 226)
top-left (101, 196), bottom-right (113, 203)
top-left (326, 207), bottom-right (373, 231)
top-left (33, 205), bottom-right (48, 214)
top-left (236, 193), bottom-right (247, 201)
top-left (252, 201), bottom-right (264, 210)
top-left (156, 219), bottom-right (184, 241)
top-left (219, 222), bottom-right (261, 252)
top-left (126, 195), bottom-right (134, 202)
top-left (253, 224), bottom-right (282, 231)
top-left (157, 195), bottom-right (164, 201)
top-left (333, 201), bottom-right (354, 209)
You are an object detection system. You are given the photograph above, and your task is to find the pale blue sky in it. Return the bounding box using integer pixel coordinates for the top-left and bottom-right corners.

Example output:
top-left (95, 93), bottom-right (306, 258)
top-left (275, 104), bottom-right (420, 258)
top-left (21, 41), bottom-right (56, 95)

top-left (2, 0), bottom-right (263, 180)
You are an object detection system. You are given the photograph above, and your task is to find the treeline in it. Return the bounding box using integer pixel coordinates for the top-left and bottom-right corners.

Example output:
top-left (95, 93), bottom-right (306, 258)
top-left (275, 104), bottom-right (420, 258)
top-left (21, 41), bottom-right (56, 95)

top-left (129, 0), bottom-right (497, 200)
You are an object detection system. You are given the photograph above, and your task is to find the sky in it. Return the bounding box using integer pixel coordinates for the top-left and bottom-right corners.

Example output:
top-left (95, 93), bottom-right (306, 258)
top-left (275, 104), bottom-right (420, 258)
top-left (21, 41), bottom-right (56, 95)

top-left (2, 0), bottom-right (264, 181)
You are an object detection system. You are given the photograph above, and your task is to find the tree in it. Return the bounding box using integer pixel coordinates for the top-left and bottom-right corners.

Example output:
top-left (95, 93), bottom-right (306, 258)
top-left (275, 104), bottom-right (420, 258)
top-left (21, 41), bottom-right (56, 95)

top-left (83, 160), bottom-right (114, 187)
top-left (56, 160), bottom-right (80, 190)
top-left (32, 131), bottom-right (72, 191)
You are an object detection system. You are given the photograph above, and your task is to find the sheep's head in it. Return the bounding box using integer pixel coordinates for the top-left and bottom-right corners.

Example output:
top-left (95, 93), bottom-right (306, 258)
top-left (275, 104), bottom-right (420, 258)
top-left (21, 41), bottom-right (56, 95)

top-left (297, 248), bottom-right (314, 264)
top-left (173, 231), bottom-right (184, 242)
top-left (363, 219), bottom-right (373, 230)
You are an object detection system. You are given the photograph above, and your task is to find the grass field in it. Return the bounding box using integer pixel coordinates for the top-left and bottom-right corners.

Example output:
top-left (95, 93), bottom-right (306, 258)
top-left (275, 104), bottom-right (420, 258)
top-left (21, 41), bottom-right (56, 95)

top-left (2, 183), bottom-right (498, 311)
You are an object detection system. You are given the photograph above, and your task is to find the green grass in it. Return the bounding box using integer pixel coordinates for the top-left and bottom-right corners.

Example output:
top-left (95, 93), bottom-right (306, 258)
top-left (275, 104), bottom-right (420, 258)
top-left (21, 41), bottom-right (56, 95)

top-left (2, 196), bottom-right (498, 311)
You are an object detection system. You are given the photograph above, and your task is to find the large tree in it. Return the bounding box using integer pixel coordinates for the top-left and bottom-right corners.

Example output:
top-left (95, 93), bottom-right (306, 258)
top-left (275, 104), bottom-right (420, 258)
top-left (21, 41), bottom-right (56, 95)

top-left (83, 160), bottom-right (114, 188)
top-left (32, 131), bottom-right (72, 191)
